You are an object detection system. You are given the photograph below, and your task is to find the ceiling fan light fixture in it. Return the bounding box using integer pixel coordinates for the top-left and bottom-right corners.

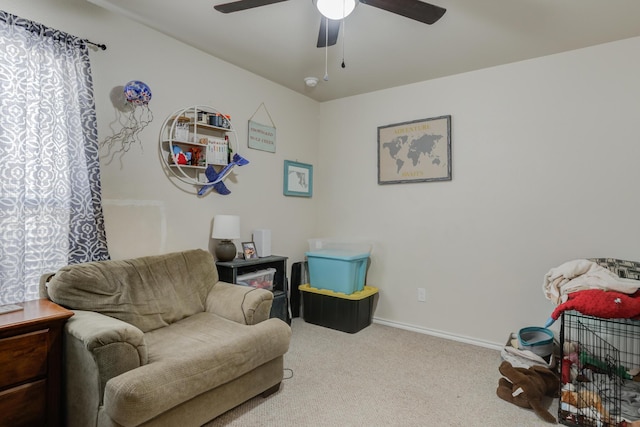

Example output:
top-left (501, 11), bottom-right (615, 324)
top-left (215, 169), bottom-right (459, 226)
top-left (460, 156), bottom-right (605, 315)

top-left (314, 0), bottom-right (357, 20)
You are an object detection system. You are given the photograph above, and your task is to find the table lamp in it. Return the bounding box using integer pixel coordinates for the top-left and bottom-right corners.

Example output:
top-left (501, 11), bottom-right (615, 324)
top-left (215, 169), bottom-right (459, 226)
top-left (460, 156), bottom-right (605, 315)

top-left (212, 215), bottom-right (240, 262)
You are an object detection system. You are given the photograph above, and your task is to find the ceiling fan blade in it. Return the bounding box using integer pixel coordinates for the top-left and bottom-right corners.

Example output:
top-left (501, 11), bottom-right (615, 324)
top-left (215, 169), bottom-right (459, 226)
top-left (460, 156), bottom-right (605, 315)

top-left (214, 0), bottom-right (288, 13)
top-left (360, 0), bottom-right (446, 25)
top-left (317, 19), bottom-right (341, 48)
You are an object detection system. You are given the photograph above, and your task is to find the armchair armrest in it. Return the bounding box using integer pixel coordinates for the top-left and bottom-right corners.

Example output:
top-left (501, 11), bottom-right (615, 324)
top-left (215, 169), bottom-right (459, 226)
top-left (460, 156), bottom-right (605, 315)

top-left (39, 272), bottom-right (55, 299)
top-left (64, 310), bottom-right (147, 415)
top-left (206, 281), bottom-right (273, 325)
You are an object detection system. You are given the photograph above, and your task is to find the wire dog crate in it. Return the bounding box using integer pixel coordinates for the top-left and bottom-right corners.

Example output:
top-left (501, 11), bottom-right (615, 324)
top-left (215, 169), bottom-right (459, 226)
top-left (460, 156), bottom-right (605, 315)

top-left (558, 258), bottom-right (640, 427)
top-left (559, 312), bottom-right (640, 426)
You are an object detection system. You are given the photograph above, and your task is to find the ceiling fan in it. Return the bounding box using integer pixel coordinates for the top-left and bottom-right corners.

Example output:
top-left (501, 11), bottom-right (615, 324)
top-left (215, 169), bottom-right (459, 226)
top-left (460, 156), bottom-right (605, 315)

top-left (213, 0), bottom-right (446, 48)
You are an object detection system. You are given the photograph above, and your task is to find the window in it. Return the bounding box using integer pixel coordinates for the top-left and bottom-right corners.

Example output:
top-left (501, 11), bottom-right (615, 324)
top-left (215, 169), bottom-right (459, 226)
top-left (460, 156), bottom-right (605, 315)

top-left (0, 11), bottom-right (109, 304)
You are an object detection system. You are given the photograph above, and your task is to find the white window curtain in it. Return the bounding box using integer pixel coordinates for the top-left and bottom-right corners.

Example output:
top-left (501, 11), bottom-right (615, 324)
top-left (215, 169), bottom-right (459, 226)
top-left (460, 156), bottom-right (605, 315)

top-left (0, 11), bottom-right (109, 304)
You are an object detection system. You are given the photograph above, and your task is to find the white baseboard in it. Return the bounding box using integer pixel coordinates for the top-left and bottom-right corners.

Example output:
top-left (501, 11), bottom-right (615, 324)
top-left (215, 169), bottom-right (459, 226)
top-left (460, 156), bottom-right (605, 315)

top-left (372, 317), bottom-right (503, 351)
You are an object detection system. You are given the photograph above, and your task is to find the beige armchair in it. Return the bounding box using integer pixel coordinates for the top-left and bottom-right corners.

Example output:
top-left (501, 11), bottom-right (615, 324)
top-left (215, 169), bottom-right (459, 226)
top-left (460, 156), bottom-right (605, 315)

top-left (40, 249), bottom-right (291, 427)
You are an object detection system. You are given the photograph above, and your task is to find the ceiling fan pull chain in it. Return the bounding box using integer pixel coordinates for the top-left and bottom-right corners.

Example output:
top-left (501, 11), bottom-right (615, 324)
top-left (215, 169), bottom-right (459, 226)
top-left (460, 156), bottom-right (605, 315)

top-left (341, 0), bottom-right (346, 68)
top-left (324, 17), bottom-right (329, 81)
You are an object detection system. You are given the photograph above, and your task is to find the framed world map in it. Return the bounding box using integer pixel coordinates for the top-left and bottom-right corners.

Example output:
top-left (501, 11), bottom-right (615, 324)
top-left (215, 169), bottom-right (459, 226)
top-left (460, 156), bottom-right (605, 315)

top-left (377, 115), bottom-right (451, 185)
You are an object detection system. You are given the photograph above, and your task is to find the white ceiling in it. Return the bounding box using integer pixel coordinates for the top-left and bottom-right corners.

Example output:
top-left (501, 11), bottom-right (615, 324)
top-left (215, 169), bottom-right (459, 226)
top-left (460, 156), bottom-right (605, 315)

top-left (88, 0), bottom-right (640, 102)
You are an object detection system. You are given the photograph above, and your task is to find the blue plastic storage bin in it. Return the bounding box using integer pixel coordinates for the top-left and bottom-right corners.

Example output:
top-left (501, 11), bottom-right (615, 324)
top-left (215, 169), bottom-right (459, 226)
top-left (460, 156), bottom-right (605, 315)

top-left (305, 250), bottom-right (369, 294)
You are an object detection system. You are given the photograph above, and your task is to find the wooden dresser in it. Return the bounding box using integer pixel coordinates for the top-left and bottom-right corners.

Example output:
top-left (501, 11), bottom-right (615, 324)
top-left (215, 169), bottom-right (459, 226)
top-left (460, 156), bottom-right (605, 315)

top-left (0, 299), bottom-right (73, 427)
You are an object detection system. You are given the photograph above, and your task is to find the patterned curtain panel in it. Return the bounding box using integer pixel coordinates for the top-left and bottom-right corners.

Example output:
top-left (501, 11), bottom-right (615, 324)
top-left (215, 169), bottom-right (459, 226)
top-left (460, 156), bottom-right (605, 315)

top-left (0, 12), bottom-right (110, 304)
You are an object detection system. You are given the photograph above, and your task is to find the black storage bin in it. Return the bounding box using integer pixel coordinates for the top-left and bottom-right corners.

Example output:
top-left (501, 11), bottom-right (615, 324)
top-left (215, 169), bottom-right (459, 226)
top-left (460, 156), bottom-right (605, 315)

top-left (270, 290), bottom-right (289, 324)
top-left (299, 284), bottom-right (378, 333)
top-left (290, 261), bottom-right (308, 318)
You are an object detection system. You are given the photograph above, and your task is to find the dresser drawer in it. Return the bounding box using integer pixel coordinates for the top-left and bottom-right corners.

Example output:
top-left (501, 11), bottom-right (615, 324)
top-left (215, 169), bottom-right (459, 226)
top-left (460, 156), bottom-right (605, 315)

top-left (0, 379), bottom-right (46, 427)
top-left (0, 329), bottom-right (48, 389)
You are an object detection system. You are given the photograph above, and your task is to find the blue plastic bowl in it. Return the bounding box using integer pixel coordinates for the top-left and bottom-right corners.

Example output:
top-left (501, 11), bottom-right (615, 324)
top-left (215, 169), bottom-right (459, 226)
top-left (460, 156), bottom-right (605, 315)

top-left (518, 327), bottom-right (554, 357)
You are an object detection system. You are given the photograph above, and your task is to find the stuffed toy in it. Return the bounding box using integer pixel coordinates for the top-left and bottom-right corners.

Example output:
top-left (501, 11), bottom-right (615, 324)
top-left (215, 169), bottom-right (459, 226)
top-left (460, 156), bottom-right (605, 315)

top-left (545, 289), bottom-right (640, 327)
top-left (561, 341), bottom-right (580, 384)
top-left (580, 351), bottom-right (632, 380)
top-left (561, 389), bottom-right (610, 423)
top-left (497, 361), bottom-right (560, 423)
top-left (172, 146), bottom-right (189, 165)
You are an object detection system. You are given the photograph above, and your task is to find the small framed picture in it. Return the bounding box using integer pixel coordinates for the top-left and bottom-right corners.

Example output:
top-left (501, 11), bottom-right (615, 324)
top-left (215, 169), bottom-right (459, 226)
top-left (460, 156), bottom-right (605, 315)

top-left (283, 160), bottom-right (313, 197)
top-left (242, 241), bottom-right (258, 259)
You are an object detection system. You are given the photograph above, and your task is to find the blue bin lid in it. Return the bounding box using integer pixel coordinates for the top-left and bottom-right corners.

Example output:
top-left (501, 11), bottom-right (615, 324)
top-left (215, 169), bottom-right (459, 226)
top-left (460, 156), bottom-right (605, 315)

top-left (305, 250), bottom-right (369, 261)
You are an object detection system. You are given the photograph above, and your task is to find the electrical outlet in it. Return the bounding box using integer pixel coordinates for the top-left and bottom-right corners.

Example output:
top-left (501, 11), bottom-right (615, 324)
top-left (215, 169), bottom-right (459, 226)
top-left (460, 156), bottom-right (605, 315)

top-left (417, 287), bottom-right (426, 302)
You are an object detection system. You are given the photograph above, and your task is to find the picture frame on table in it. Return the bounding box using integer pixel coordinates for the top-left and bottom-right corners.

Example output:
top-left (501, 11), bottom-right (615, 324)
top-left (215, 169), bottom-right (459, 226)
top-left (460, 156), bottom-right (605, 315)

top-left (283, 160), bottom-right (313, 197)
top-left (242, 241), bottom-right (258, 259)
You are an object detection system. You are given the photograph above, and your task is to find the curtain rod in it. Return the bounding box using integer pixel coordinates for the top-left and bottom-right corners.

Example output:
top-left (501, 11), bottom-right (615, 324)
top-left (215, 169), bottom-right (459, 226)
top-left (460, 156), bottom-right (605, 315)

top-left (84, 39), bottom-right (107, 51)
top-left (0, 11), bottom-right (107, 51)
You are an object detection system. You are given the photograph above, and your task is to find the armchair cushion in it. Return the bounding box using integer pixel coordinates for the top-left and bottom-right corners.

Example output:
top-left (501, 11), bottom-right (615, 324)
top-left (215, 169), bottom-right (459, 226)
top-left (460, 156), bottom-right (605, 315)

top-left (47, 249), bottom-right (217, 332)
top-left (104, 312), bottom-right (291, 426)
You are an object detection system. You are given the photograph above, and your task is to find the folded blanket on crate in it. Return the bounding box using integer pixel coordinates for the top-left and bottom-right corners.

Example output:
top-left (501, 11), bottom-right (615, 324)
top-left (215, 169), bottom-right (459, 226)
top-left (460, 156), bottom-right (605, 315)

top-left (543, 259), bottom-right (640, 305)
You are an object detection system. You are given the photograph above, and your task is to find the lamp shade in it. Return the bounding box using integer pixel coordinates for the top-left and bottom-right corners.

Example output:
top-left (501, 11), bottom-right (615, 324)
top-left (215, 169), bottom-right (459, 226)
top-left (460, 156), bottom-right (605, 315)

top-left (212, 215), bottom-right (240, 240)
top-left (314, 0), bottom-right (357, 20)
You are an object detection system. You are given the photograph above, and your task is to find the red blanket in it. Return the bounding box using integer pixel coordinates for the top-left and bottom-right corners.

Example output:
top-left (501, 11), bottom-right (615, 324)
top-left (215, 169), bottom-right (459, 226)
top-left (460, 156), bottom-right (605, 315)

top-left (549, 289), bottom-right (640, 323)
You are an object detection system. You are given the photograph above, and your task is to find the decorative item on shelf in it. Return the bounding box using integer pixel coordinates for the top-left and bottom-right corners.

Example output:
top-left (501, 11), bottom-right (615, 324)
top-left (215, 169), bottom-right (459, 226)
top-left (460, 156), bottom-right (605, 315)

top-left (241, 241), bottom-right (258, 260)
top-left (207, 113), bottom-right (231, 129)
top-left (206, 136), bottom-right (229, 166)
top-left (190, 146), bottom-right (203, 166)
top-left (198, 153), bottom-right (249, 196)
top-left (212, 215), bottom-right (240, 262)
top-left (208, 113), bottom-right (219, 127)
top-left (174, 116), bottom-right (190, 141)
top-left (172, 146), bottom-right (189, 165)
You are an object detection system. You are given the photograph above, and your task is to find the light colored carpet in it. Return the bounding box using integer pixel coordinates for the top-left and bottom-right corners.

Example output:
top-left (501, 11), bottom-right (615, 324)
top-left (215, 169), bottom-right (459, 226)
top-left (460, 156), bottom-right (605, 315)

top-left (204, 318), bottom-right (556, 426)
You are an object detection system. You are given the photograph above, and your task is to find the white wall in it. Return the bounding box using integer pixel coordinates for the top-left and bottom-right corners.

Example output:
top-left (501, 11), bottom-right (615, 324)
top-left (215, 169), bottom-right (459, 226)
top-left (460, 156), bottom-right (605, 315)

top-left (0, 0), bottom-right (320, 265)
top-left (3, 0), bottom-right (640, 347)
top-left (317, 37), bottom-right (640, 345)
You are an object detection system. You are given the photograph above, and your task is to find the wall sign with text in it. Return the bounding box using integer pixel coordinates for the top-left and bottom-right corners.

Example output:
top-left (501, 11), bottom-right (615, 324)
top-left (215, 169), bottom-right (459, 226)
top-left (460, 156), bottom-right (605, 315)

top-left (248, 120), bottom-right (276, 153)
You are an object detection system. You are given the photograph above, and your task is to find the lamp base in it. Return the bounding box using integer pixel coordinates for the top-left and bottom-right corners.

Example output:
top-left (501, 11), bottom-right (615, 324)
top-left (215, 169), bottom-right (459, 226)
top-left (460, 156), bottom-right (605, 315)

top-left (215, 240), bottom-right (237, 262)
